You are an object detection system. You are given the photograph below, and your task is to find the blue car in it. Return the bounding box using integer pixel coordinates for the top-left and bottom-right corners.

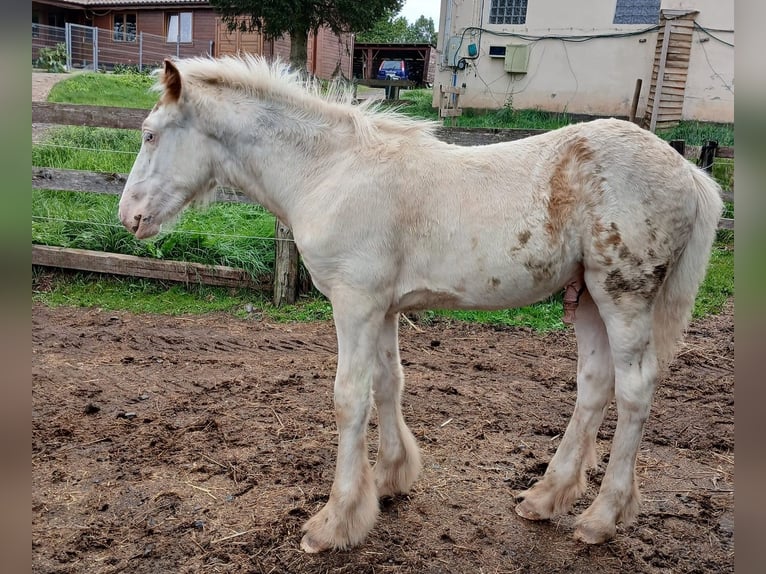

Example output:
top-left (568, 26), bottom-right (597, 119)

top-left (377, 59), bottom-right (408, 81)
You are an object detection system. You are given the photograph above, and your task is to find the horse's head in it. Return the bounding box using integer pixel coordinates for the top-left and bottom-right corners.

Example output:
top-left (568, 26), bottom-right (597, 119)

top-left (119, 59), bottom-right (218, 239)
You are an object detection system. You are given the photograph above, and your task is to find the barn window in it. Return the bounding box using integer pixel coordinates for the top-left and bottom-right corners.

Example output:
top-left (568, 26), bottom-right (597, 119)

top-left (489, 0), bottom-right (528, 25)
top-left (113, 13), bottom-right (137, 42)
top-left (613, 0), bottom-right (661, 24)
top-left (166, 12), bottom-right (193, 43)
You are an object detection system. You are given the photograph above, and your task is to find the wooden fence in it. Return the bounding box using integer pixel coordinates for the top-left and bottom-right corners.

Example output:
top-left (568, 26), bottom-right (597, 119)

top-left (32, 102), bottom-right (734, 301)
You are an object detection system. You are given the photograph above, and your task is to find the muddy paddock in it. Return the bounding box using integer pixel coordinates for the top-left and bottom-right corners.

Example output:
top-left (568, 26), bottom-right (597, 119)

top-left (32, 299), bottom-right (734, 573)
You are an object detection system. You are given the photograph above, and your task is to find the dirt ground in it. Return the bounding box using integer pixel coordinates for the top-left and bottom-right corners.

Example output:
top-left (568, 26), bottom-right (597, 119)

top-left (32, 295), bottom-right (734, 574)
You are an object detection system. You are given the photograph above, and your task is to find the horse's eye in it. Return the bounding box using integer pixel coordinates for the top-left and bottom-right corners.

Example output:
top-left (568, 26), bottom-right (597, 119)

top-left (143, 131), bottom-right (155, 143)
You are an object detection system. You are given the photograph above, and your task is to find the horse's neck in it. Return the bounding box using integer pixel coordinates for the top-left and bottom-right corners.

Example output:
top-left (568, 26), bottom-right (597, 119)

top-left (212, 103), bottom-right (338, 225)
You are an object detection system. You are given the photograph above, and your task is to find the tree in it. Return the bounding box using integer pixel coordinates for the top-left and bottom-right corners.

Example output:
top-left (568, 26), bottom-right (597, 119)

top-left (356, 9), bottom-right (410, 43)
top-left (357, 11), bottom-right (437, 45)
top-left (210, 0), bottom-right (404, 69)
top-left (409, 15), bottom-right (437, 46)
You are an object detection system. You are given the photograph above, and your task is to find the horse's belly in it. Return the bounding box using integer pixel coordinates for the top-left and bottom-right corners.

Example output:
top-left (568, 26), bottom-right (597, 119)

top-left (392, 277), bottom-right (563, 313)
top-left (393, 255), bottom-right (580, 313)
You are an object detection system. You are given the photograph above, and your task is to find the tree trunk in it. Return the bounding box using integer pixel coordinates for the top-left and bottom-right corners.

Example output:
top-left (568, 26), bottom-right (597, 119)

top-left (290, 27), bottom-right (309, 70)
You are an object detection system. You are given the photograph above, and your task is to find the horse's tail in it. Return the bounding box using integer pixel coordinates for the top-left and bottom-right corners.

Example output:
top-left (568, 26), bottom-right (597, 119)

top-left (653, 165), bottom-right (724, 370)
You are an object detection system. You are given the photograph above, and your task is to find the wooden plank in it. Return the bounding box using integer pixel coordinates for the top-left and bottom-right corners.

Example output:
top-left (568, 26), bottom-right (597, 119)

top-left (659, 78), bottom-right (689, 88)
top-left (439, 109), bottom-right (463, 117)
top-left (33, 102), bottom-right (146, 130)
top-left (32, 167), bottom-right (255, 204)
top-left (439, 86), bottom-right (465, 95)
top-left (667, 40), bottom-right (692, 50)
top-left (656, 93), bottom-right (685, 103)
top-left (718, 218), bottom-right (734, 230)
top-left (32, 245), bottom-right (267, 288)
top-left (433, 126), bottom-right (548, 146)
top-left (720, 191), bottom-right (734, 203)
top-left (659, 86), bottom-right (688, 96)
top-left (33, 167), bottom-right (127, 195)
top-left (356, 79), bottom-right (415, 88)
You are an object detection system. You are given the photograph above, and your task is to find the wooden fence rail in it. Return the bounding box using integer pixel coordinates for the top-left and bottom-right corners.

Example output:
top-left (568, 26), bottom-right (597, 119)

top-left (32, 102), bottom-right (734, 295)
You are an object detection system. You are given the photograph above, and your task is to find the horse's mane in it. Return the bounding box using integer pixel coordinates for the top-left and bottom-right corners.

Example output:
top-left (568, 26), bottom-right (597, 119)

top-left (156, 55), bottom-right (438, 145)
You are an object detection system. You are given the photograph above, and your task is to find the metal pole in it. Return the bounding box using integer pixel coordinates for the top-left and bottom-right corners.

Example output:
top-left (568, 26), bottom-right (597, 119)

top-left (65, 22), bottom-right (72, 71)
top-left (176, 33), bottom-right (180, 58)
top-left (92, 25), bottom-right (98, 71)
top-left (139, 32), bottom-right (143, 71)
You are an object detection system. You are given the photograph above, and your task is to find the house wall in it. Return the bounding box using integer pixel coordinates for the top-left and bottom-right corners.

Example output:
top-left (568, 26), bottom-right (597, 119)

top-left (434, 0), bottom-right (733, 122)
top-left (32, 2), bottom-right (351, 79)
top-left (91, 9), bottom-right (216, 67)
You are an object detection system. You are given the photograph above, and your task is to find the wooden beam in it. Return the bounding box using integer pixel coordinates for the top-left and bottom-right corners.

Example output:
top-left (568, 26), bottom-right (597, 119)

top-left (32, 167), bottom-right (254, 204)
top-left (33, 102), bottom-right (146, 130)
top-left (33, 245), bottom-right (268, 289)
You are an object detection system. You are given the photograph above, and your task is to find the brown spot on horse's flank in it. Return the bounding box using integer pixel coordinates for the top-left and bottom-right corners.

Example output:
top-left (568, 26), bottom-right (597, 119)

top-left (518, 230), bottom-right (531, 246)
top-left (603, 261), bottom-right (669, 303)
top-left (490, 277), bottom-right (501, 289)
top-left (546, 138), bottom-right (596, 237)
top-left (605, 223), bottom-right (622, 247)
top-left (525, 258), bottom-right (555, 283)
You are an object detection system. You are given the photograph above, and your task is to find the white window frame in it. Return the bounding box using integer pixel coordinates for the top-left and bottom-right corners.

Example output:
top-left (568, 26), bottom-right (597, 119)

top-left (166, 12), bottom-right (193, 43)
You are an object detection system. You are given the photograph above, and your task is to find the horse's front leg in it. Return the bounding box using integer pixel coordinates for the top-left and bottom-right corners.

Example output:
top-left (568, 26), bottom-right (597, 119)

top-left (300, 298), bottom-right (384, 553)
top-left (372, 313), bottom-right (421, 497)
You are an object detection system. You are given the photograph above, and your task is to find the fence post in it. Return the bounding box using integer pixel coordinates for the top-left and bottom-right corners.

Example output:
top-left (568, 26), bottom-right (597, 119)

top-left (629, 78), bottom-right (642, 123)
top-left (65, 22), bottom-right (72, 71)
top-left (139, 32), bottom-right (143, 71)
top-left (273, 220), bottom-right (299, 306)
top-left (698, 140), bottom-right (718, 174)
top-left (669, 139), bottom-right (685, 156)
top-left (92, 25), bottom-right (98, 71)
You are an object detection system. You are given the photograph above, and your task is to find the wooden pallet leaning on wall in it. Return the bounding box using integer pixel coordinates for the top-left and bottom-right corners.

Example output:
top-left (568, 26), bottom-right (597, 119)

top-left (643, 10), bottom-right (698, 132)
top-left (439, 84), bottom-right (465, 127)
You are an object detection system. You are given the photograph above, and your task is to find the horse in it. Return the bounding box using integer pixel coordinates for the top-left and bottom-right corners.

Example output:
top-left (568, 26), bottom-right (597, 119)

top-left (118, 55), bottom-right (723, 553)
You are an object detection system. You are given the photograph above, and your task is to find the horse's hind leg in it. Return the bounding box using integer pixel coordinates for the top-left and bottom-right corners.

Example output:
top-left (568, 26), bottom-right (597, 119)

top-left (573, 283), bottom-right (658, 544)
top-left (516, 290), bottom-right (614, 521)
top-left (300, 296), bottom-right (384, 553)
top-left (372, 313), bottom-right (421, 497)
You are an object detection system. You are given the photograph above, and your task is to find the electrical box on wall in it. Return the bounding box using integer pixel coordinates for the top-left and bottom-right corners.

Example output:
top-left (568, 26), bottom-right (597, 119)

top-left (504, 44), bottom-right (529, 73)
top-left (445, 36), bottom-right (464, 67)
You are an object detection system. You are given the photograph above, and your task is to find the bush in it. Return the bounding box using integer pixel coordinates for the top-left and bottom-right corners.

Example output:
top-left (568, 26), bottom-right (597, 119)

top-left (36, 43), bottom-right (67, 73)
top-left (111, 63), bottom-right (152, 76)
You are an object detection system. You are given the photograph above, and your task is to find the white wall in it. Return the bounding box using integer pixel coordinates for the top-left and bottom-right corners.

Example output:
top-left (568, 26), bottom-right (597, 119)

top-left (434, 0), bottom-right (733, 122)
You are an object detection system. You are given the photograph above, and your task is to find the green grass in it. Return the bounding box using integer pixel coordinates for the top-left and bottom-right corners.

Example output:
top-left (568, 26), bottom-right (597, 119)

top-left (33, 270), bottom-right (334, 322)
top-left (693, 243), bottom-right (734, 318)
top-left (47, 71), bottom-right (157, 108)
top-left (656, 121), bottom-right (734, 146)
top-left (33, 74), bottom-right (734, 328)
top-left (33, 125), bottom-right (140, 172)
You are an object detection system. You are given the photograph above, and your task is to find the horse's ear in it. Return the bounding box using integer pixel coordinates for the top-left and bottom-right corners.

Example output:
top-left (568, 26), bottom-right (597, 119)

top-left (163, 58), bottom-right (182, 102)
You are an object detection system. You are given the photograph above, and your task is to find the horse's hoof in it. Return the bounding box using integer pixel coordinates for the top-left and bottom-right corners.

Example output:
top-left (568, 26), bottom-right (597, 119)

top-left (300, 533), bottom-right (329, 553)
top-left (573, 522), bottom-right (615, 545)
top-left (515, 499), bottom-right (547, 521)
